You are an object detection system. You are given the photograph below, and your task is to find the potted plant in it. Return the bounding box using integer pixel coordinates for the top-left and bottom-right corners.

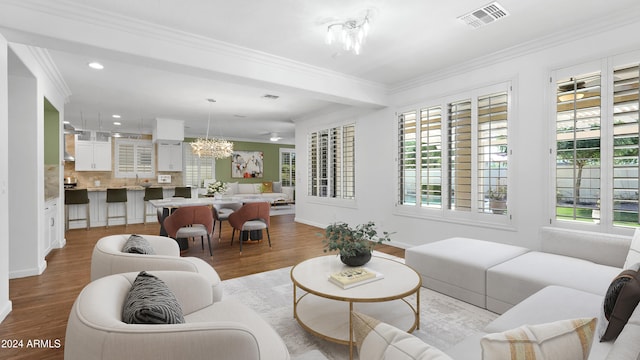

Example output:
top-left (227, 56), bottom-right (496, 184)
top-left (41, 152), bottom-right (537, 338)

top-left (488, 185), bottom-right (507, 214)
top-left (207, 180), bottom-right (228, 198)
top-left (322, 221), bottom-right (392, 266)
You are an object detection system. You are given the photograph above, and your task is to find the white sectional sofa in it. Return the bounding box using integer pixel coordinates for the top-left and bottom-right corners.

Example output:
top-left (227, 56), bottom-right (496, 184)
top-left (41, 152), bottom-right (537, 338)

top-left (401, 227), bottom-right (640, 359)
top-left (221, 181), bottom-right (293, 203)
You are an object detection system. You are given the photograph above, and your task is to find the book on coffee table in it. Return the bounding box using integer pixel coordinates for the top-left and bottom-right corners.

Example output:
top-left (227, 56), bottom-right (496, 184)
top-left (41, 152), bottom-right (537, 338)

top-left (329, 267), bottom-right (384, 289)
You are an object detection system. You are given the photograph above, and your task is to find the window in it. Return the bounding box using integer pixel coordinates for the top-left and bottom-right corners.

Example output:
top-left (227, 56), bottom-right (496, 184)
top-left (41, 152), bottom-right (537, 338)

top-left (554, 55), bottom-right (640, 228)
top-left (308, 124), bottom-right (356, 199)
top-left (555, 73), bottom-right (602, 223)
top-left (280, 148), bottom-right (296, 187)
top-left (398, 83), bottom-right (510, 221)
top-left (183, 142), bottom-right (215, 187)
top-left (114, 139), bottom-right (154, 178)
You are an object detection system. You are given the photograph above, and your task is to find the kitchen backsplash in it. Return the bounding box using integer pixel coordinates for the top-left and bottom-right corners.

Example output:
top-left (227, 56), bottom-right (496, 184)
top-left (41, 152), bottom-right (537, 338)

top-left (63, 133), bottom-right (184, 188)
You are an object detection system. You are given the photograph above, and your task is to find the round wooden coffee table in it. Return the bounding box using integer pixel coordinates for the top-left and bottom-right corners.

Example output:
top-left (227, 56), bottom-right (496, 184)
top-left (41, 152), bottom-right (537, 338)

top-left (290, 255), bottom-right (421, 359)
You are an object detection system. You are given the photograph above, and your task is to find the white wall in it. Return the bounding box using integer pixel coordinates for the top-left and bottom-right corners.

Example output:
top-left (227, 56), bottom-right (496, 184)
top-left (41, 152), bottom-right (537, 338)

top-left (6, 43), bottom-right (67, 279)
top-left (295, 20), bottom-right (640, 251)
top-left (0, 34), bottom-right (12, 323)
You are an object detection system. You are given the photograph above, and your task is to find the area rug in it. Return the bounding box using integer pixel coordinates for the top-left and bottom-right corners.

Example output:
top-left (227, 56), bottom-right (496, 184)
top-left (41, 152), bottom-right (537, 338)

top-left (222, 261), bottom-right (498, 359)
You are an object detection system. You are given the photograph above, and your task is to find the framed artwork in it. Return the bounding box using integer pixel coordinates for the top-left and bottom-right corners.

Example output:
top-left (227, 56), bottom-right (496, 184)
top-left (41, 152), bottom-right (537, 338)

top-left (231, 151), bottom-right (264, 178)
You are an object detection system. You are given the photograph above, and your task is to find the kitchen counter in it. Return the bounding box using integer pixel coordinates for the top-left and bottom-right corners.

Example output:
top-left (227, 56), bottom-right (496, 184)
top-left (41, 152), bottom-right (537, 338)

top-left (78, 185), bottom-right (180, 191)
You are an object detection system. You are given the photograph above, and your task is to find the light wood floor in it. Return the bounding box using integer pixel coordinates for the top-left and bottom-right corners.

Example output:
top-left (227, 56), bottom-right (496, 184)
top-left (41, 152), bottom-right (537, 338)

top-left (0, 214), bottom-right (404, 360)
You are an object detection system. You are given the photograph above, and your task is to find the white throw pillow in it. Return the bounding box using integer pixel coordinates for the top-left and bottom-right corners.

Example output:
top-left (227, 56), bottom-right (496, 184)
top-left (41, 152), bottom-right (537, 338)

top-left (226, 182), bottom-right (239, 195)
top-left (238, 183), bottom-right (255, 194)
top-left (481, 317), bottom-right (596, 360)
top-left (351, 311), bottom-right (452, 360)
top-left (624, 228), bottom-right (640, 269)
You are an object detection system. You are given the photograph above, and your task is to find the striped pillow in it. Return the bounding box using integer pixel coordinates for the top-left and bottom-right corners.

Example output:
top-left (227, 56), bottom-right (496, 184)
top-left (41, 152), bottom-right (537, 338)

top-left (122, 271), bottom-right (184, 324)
top-left (481, 318), bottom-right (596, 360)
top-left (351, 311), bottom-right (453, 360)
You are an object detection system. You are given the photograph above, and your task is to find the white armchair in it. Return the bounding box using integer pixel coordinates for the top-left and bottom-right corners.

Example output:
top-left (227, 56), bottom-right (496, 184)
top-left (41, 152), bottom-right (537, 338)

top-left (65, 271), bottom-right (290, 360)
top-left (90, 234), bottom-right (222, 301)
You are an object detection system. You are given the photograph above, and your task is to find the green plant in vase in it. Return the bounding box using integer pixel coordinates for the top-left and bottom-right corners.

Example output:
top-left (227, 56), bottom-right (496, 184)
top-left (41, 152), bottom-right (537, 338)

top-left (322, 221), bottom-right (392, 266)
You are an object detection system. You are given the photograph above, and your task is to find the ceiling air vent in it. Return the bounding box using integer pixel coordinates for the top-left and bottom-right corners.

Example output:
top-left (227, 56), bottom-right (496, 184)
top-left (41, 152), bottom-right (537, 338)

top-left (262, 94), bottom-right (280, 100)
top-left (458, 2), bottom-right (509, 29)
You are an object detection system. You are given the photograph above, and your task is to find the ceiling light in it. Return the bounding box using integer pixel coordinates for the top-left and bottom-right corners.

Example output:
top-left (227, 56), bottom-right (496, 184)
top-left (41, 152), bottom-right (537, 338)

top-left (270, 133), bottom-right (282, 142)
top-left (190, 98), bottom-right (234, 159)
top-left (88, 62), bottom-right (104, 70)
top-left (112, 114), bottom-right (121, 119)
top-left (326, 11), bottom-right (371, 55)
top-left (113, 122), bottom-right (121, 126)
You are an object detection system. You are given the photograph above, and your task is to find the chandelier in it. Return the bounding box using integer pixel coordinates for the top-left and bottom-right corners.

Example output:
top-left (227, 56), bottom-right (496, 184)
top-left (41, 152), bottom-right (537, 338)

top-left (191, 99), bottom-right (234, 159)
top-left (325, 12), bottom-right (371, 55)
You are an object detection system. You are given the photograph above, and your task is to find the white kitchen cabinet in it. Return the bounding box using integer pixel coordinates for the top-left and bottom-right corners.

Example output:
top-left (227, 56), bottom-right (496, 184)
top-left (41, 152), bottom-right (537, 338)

top-left (157, 141), bottom-right (183, 172)
top-left (43, 198), bottom-right (58, 255)
top-left (75, 130), bottom-right (112, 171)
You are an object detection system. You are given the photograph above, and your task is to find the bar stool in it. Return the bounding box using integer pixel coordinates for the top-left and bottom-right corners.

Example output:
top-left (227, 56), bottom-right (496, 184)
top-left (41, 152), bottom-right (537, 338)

top-left (65, 189), bottom-right (90, 230)
top-left (106, 188), bottom-right (127, 227)
top-left (173, 186), bottom-right (192, 198)
top-left (143, 187), bottom-right (164, 224)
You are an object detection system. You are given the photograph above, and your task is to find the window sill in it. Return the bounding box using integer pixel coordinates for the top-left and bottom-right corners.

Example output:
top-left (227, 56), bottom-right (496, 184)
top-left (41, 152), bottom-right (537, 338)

top-left (393, 205), bottom-right (517, 232)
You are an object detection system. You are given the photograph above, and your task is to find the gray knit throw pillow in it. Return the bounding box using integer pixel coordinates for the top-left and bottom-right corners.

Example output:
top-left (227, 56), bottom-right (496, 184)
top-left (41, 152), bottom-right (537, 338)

top-left (122, 271), bottom-right (184, 324)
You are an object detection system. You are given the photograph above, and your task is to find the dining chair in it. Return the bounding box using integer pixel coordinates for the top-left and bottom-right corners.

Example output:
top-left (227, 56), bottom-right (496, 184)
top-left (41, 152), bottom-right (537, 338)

top-left (213, 202), bottom-right (242, 242)
top-left (228, 201), bottom-right (271, 254)
top-left (162, 206), bottom-right (214, 255)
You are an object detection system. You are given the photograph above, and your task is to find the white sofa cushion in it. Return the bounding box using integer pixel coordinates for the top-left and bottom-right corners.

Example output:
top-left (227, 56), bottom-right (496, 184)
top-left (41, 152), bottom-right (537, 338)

top-left (406, 238), bottom-right (529, 308)
top-left (238, 183), bottom-right (257, 194)
top-left (225, 181), bottom-right (239, 195)
top-left (623, 228), bottom-right (640, 269)
top-left (481, 317), bottom-right (596, 360)
top-left (541, 227), bottom-right (631, 268)
top-left (351, 311), bottom-right (453, 360)
top-left (486, 251), bottom-right (621, 313)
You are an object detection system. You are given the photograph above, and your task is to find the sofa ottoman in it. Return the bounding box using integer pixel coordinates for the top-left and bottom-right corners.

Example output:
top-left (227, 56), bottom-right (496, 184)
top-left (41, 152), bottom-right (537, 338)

top-left (405, 238), bottom-right (529, 308)
top-left (486, 251), bottom-right (621, 314)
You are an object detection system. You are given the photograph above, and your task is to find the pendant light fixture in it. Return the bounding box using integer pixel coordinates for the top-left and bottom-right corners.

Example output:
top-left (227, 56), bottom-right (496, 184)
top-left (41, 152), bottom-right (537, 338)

top-left (190, 98), bottom-right (234, 159)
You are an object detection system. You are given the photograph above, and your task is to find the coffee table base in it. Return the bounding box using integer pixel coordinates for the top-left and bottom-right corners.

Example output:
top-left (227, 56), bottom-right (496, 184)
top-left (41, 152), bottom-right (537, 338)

top-left (293, 291), bottom-right (419, 358)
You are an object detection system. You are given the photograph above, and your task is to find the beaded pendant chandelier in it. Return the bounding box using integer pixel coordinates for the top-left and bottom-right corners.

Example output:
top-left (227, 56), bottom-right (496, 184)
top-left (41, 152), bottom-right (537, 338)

top-left (191, 99), bottom-right (233, 159)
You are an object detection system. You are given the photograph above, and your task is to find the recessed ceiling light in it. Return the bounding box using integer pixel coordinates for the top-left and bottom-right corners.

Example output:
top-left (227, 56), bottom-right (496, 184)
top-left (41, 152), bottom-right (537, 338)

top-left (113, 122), bottom-right (121, 126)
top-left (112, 114), bottom-right (121, 119)
top-left (88, 62), bottom-right (104, 70)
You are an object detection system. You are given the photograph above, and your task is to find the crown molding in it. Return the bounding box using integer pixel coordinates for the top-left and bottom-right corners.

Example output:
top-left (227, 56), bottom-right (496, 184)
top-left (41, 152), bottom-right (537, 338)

top-left (27, 46), bottom-right (72, 102)
top-left (0, 0), bottom-right (388, 107)
top-left (389, 8), bottom-right (640, 94)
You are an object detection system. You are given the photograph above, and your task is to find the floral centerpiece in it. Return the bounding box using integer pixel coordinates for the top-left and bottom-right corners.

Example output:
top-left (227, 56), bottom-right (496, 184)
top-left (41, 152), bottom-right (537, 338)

top-left (322, 221), bottom-right (392, 266)
top-left (207, 180), bottom-right (228, 196)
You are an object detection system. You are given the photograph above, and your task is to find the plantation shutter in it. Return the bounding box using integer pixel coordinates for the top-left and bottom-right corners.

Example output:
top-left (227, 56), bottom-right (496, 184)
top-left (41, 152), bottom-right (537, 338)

top-left (448, 99), bottom-right (473, 211)
top-left (477, 92), bottom-right (509, 214)
top-left (613, 64), bottom-right (640, 226)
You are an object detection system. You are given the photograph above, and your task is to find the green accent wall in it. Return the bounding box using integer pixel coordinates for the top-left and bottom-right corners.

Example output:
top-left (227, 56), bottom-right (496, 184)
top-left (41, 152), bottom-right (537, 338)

top-left (43, 98), bottom-right (59, 165)
top-left (185, 138), bottom-right (294, 183)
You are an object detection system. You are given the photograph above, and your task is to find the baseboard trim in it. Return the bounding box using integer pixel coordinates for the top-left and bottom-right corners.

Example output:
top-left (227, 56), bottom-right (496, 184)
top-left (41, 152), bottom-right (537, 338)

top-left (0, 299), bottom-right (12, 323)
